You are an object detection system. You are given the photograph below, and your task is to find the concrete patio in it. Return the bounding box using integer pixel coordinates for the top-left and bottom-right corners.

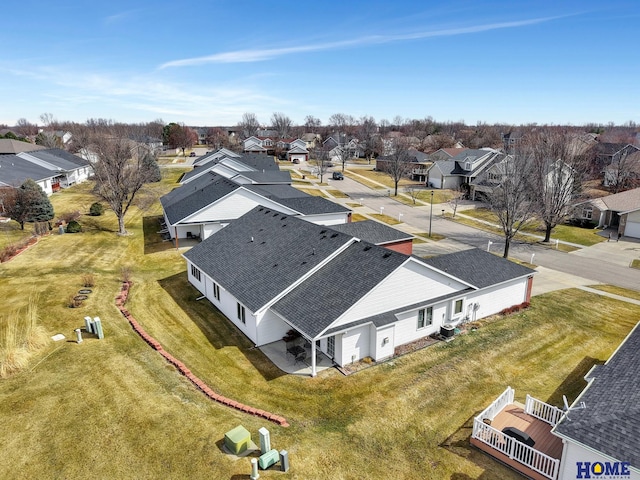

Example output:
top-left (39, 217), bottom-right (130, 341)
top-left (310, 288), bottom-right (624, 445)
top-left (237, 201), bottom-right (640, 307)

top-left (259, 340), bottom-right (333, 376)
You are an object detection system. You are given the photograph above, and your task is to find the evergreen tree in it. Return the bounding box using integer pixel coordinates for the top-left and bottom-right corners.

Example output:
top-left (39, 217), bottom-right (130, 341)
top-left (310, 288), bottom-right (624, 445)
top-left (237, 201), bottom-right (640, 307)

top-left (1, 179), bottom-right (54, 230)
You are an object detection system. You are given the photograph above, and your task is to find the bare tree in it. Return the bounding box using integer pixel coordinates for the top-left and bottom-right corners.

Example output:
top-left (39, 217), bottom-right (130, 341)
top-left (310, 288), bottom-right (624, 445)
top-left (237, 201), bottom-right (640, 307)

top-left (605, 149), bottom-right (640, 193)
top-left (447, 187), bottom-right (465, 218)
top-left (238, 113), bottom-right (260, 139)
top-left (90, 135), bottom-right (159, 235)
top-left (526, 129), bottom-right (592, 242)
top-left (166, 123), bottom-right (197, 156)
top-left (271, 112), bottom-right (293, 139)
top-left (404, 185), bottom-right (423, 205)
top-left (15, 118), bottom-right (38, 137)
top-left (39, 112), bottom-right (57, 128)
top-left (385, 138), bottom-right (413, 196)
top-left (310, 145), bottom-right (331, 183)
top-left (358, 116), bottom-right (381, 164)
top-left (304, 115), bottom-right (321, 131)
top-left (485, 153), bottom-right (537, 258)
top-left (328, 113), bottom-right (356, 136)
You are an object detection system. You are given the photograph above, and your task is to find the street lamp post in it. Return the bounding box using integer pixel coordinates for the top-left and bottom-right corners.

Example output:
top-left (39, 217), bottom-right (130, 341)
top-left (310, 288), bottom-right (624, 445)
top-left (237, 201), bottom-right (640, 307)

top-left (428, 191), bottom-right (434, 238)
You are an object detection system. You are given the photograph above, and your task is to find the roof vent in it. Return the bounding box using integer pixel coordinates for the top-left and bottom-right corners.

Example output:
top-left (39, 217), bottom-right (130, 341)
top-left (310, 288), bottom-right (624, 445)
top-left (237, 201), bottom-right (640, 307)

top-left (282, 224), bottom-right (287, 227)
top-left (273, 213), bottom-right (279, 217)
top-left (250, 237), bottom-right (254, 242)
top-left (330, 233), bottom-right (338, 238)
top-left (383, 252), bottom-right (392, 258)
top-left (260, 241), bottom-right (266, 244)
top-left (281, 216), bottom-right (287, 220)
top-left (319, 229), bottom-right (327, 234)
top-left (363, 245), bottom-right (372, 251)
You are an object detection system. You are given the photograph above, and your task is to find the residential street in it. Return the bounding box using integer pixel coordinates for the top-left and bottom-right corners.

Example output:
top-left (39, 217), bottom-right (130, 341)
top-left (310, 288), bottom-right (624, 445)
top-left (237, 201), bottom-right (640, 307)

top-left (318, 170), bottom-right (640, 293)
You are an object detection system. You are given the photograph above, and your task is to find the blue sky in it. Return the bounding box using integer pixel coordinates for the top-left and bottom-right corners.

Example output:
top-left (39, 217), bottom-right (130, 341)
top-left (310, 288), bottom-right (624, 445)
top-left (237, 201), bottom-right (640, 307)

top-left (2, 0), bottom-right (638, 127)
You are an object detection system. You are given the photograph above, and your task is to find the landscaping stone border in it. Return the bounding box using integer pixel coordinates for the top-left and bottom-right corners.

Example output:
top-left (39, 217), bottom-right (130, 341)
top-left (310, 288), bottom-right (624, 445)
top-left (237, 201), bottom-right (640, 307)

top-left (115, 281), bottom-right (289, 427)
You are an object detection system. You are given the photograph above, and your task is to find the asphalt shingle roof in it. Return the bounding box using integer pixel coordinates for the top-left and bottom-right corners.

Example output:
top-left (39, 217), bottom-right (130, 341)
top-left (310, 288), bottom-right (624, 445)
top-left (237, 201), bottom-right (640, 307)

top-left (19, 151), bottom-right (83, 172)
top-left (553, 323), bottom-right (640, 469)
top-left (39, 148), bottom-right (90, 167)
top-left (0, 155), bottom-right (55, 186)
top-left (0, 139), bottom-right (45, 154)
top-left (183, 207), bottom-right (354, 312)
top-left (160, 173), bottom-right (239, 224)
top-left (271, 241), bottom-right (408, 338)
top-left (423, 248), bottom-right (534, 289)
top-left (329, 220), bottom-right (413, 245)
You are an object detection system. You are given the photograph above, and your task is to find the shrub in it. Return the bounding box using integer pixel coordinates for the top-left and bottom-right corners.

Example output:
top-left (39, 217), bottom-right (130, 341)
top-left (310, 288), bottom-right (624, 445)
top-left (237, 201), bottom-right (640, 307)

top-left (59, 211), bottom-right (81, 224)
top-left (67, 294), bottom-right (83, 308)
top-left (89, 202), bottom-right (104, 216)
top-left (121, 265), bottom-right (133, 283)
top-left (82, 273), bottom-right (95, 288)
top-left (66, 220), bottom-right (82, 233)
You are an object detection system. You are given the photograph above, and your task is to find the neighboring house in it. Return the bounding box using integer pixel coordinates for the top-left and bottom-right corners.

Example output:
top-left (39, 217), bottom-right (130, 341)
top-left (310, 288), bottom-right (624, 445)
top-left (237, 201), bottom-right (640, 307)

top-left (329, 220), bottom-right (414, 254)
top-left (181, 151), bottom-right (282, 185)
top-left (243, 136), bottom-right (271, 154)
top-left (184, 207), bottom-right (535, 376)
top-left (570, 187), bottom-right (640, 239)
top-left (193, 148), bottom-right (241, 167)
top-left (425, 148), bottom-right (501, 189)
top-left (603, 149), bottom-right (640, 190)
top-left (375, 147), bottom-right (431, 181)
top-left (428, 147), bottom-right (468, 162)
top-left (551, 321), bottom-right (640, 480)
top-left (301, 133), bottom-right (320, 149)
top-left (161, 172), bottom-right (350, 241)
top-left (17, 149), bottom-right (92, 190)
top-left (0, 138), bottom-right (46, 155)
top-left (594, 143), bottom-right (639, 170)
top-left (470, 156), bottom-right (574, 203)
top-left (286, 145), bottom-right (309, 162)
top-left (0, 154), bottom-right (56, 195)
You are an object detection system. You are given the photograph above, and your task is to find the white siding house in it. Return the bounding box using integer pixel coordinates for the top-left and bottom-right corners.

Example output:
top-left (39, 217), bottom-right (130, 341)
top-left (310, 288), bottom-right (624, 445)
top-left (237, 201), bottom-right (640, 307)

top-left (184, 207), bottom-right (535, 377)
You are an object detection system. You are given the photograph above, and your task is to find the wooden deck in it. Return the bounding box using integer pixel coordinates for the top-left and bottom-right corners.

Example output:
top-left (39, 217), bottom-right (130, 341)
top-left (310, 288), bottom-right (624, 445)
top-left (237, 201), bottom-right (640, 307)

top-left (471, 401), bottom-right (563, 480)
top-left (491, 402), bottom-right (563, 460)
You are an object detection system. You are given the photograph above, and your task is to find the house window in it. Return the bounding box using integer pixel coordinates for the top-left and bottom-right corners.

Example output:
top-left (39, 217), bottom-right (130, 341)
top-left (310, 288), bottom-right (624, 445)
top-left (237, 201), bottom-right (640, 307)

top-left (582, 207), bottom-right (593, 219)
top-left (237, 303), bottom-right (246, 324)
top-left (465, 162), bottom-right (471, 170)
top-left (191, 265), bottom-right (201, 282)
top-left (417, 307), bottom-right (433, 329)
top-left (454, 299), bottom-right (463, 315)
top-left (212, 282), bottom-right (220, 301)
top-left (327, 336), bottom-right (335, 358)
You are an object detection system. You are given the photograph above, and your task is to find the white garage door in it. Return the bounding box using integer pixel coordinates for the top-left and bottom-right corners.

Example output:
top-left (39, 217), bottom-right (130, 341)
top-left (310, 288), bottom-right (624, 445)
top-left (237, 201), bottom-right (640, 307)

top-left (624, 221), bottom-right (640, 239)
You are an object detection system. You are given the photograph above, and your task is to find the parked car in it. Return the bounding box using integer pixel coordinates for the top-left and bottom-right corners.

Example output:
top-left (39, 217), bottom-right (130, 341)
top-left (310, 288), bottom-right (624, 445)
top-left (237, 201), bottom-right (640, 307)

top-left (332, 171), bottom-right (344, 180)
top-left (292, 158), bottom-right (300, 164)
top-left (189, 152), bottom-right (196, 157)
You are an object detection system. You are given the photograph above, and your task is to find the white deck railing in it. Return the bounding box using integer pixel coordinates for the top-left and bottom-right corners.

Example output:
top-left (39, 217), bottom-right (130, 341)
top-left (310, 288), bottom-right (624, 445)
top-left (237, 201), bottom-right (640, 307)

top-left (476, 386), bottom-right (515, 422)
top-left (472, 420), bottom-right (560, 480)
top-left (525, 394), bottom-right (565, 426)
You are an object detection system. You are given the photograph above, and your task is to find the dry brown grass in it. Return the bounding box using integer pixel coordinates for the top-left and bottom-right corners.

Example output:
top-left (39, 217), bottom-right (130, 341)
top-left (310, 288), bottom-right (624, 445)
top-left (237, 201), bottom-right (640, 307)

top-left (0, 294), bottom-right (48, 377)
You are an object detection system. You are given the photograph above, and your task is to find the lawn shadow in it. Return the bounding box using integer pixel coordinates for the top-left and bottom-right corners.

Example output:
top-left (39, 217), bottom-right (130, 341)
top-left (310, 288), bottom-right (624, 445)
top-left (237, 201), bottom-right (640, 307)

top-left (546, 356), bottom-right (602, 406)
top-left (143, 215), bottom-right (174, 254)
top-left (80, 215), bottom-right (117, 233)
top-left (440, 413), bottom-right (523, 480)
top-left (158, 272), bottom-right (287, 382)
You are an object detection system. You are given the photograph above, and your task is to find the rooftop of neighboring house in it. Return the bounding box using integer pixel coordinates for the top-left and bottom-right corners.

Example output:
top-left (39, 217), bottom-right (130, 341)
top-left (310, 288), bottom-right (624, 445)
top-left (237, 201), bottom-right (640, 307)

top-left (553, 322), bottom-right (640, 469)
top-left (0, 154), bottom-right (55, 187)
top-left (0, 139), bottom-right (46, 155)
top-left (329, 220), bottom-right (414, 245)
top-left (580, 187), bottom-right (640, 213)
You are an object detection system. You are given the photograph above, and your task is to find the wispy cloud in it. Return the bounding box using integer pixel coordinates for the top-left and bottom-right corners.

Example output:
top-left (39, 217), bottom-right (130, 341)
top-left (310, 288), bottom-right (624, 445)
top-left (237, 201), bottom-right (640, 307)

top-left (104, 9), bottom-right (139, 25)
top-left (159, 16), bottom-right (558, 68)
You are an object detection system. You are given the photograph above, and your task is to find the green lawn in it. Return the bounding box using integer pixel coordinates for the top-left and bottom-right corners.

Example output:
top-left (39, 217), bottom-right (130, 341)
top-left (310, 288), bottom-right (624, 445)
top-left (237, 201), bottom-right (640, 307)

top-left (459, 208), bottom-right (606, 247)
top-left (0, 176), bottom-right (638, 479)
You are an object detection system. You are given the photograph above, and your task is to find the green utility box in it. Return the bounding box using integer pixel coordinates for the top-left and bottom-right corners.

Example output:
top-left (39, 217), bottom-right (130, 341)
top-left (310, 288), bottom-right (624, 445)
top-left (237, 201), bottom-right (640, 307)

top-left (224, 425), bottom-right (251, 455)
top-left (258, 449), bottom-right (279, 470)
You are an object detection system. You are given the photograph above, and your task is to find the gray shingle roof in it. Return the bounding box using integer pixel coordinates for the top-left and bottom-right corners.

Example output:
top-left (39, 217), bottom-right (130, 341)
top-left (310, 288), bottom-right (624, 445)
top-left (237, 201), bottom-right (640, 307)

top-left (160, 173), bottom-right (239, 224)
top-left (234, 170), bottom-right (291, 183)
top-left (183, 207), bottom-right (354, 312)
top-left (329, 220), bottom-right (413, 245)
top-left (40, 148), bottom-right (90, 167)
top-left (423, 248), bottom-right (534, 289)
top-left (0, 155), bottom-right (55, 186)
top-left (19, 151), bottom-right (82, 172)
top-left (273, 196), bottom-right (351, 215)
top-left (553, 323), bottom-right (640, 468)
top-left (271, 242), bottom-right (408, 338)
